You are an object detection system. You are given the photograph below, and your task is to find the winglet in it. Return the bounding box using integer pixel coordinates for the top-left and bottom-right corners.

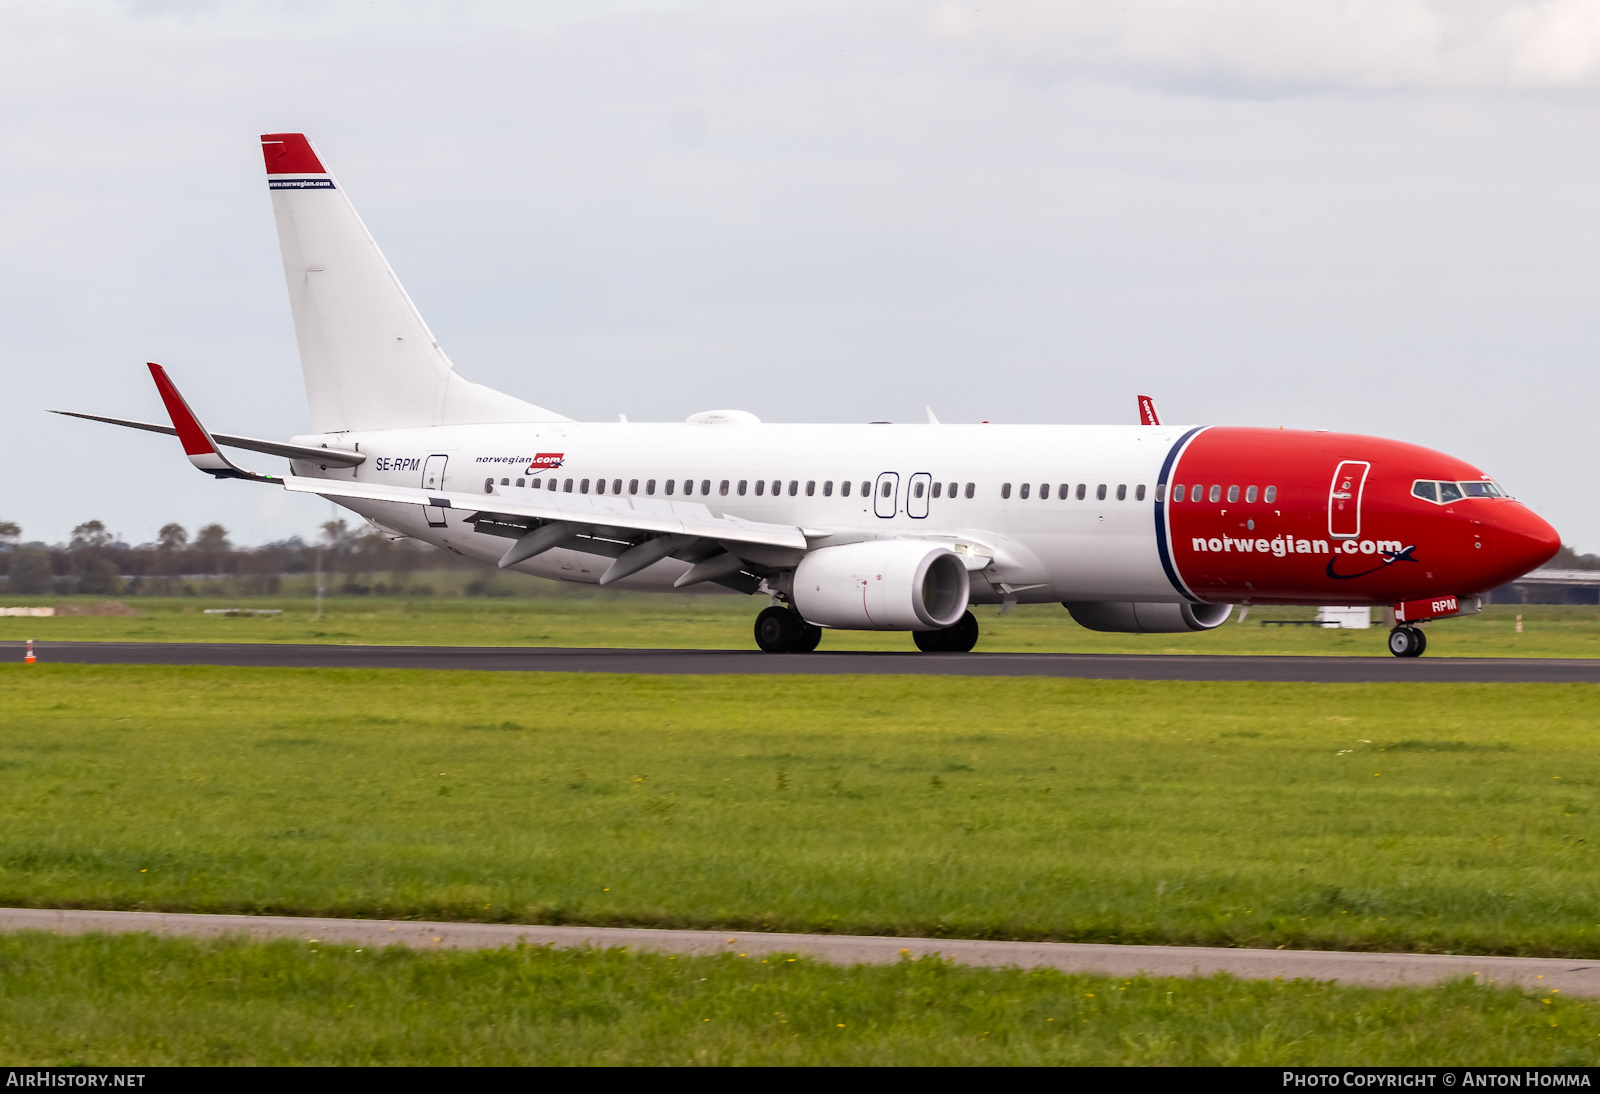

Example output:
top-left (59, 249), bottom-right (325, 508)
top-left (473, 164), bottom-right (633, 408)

top-left (1137, 395), bottom-right (1161, 426)
top-left (146, 363), bottom-right (279, 483)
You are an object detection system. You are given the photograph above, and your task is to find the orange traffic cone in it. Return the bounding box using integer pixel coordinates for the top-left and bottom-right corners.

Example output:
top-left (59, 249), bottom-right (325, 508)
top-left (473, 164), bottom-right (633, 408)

top-left (24, 639), bottom-right (36, 664)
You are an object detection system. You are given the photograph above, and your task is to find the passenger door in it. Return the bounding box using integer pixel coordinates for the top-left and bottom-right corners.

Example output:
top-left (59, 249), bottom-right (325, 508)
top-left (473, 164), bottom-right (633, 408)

top-left (1328, 460), bottom-right (1370, 540)
top-left (874, 472), bottom-right (900, 519)
top-left (422, 454), bottom-right (449, 527)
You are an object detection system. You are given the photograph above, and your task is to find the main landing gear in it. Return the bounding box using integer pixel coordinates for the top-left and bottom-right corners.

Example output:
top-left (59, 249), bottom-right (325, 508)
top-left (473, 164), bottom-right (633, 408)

top-left (1387, 625), bottom-right (1428, 658)
top-left (754, 605), bottom-right (822, 653)
top-left (913, 610), bottom-right (980, 653)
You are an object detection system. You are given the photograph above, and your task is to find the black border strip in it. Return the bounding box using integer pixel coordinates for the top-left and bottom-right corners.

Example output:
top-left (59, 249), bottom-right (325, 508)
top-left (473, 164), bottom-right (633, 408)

top-left (1154, 426), bottom-right (1205, 602)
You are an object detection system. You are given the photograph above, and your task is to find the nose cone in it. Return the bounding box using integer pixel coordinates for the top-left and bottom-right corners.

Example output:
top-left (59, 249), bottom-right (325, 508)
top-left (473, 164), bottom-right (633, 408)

top-left (1487, 503), bottom-right (1561, 583)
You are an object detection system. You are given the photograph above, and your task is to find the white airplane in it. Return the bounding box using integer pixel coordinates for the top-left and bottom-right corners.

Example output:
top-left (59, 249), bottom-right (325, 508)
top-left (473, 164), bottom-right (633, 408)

top-left (60, 134), bottom-right (1560, 656)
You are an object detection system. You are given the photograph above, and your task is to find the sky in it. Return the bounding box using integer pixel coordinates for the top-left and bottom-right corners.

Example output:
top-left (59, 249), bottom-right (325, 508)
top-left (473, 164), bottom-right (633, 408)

top-left (3, 0), bottom-right (1599, 549)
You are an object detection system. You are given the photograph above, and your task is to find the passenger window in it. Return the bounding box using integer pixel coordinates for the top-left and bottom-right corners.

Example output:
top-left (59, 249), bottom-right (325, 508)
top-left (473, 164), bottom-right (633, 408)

top-left (840, 480), bottom-right (850, 497)
top-left (1096, 484), bottom-right (1107, 501)
top-left (563, 478), bottom-right (573, 492)
top-left (931, 482), bottom-right (941, 498)
top-left (755, 480), bottom-right (765, 496)
top-left (515, 478), bottom-right (525, 488)
top-left (530, 478), bottom-right (542, 490)
top-left (949, 482), bottom-right (958, 498)
top-left (790, 481), bottom-right (799, 496)
top-left (665, 480), bottom-right (675, 495)
top-left (1412, 481), bottom-right (1438, 503)
top-left (580, 479), bottom-right (590, 494)
top-left (738, 480), bottom-right (747, 496)
top-left (645, 479), bottom-right (656, 495)
top-left (807, 481), bottom-right (816, 497)
top-left (1002, 483), bottom-right (1012, 499)
top-left (964, 483), bottom-right (974, 499)
top-left (1264, 486), bottom-right (1276, 503)
top-left (1116, 484), bottom-right (1127, 501)
top-left (702, 480), bottom-right (711, 495)
top-left (1136, 484), bottom-right (1146, 501)
top-left (1208, 485), bottom-right (1221, 503)
top-left (720, 480), bottom-right (730, 496)
top-left (614, 479), bottom-right (623, 495)
top-left (595, 479), bottom-right (605, 494)
top-left (1076, 483), bottom-right (1085, 500)
top-left (824, 481), bottom-right (833, 496)
top-left (862, 481), bottom-right (871, 497)
top-left (1172, 484), bottom-right (1184, 502)
top-left (500, 477), bottom-right (510, 486)
top-left (629, 479), bottom-right (639, 495)
top-left (1039, 483), bottom-right (1048, 499)
top-left (1056, 484), bottom-right (1067, 500)
top-left (1226, 485), bottom-right (1239, 503)
top-left (681, 480), bottom-right (692, 496)
top-left (1439, 482), bottom-right (1463, 503)
top-left (1245, 485), bottom-right (1257, 503)
top-left (913, 481), bottom-right (924, 499)
top-left (1153, 484), bottom-right (1164, 502)
top-left (1019, 483), bottom-right (1029, 499)
top-left (484, 477), bottom-right (494, 493)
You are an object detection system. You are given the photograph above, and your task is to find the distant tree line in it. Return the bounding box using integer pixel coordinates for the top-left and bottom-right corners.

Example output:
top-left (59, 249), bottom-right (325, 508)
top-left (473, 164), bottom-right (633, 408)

top-left (0, 518), bottom-right (478, 597)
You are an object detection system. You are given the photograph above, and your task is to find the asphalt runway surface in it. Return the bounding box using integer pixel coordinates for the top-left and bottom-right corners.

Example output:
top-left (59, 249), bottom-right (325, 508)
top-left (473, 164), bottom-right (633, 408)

top-left (7, 640), bottom-right (1600, 682)
top-left (1, 908), bottom-right (1591, 995)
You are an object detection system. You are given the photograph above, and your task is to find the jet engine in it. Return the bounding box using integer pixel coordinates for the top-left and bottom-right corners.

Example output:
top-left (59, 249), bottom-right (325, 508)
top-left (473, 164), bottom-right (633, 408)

top-left (1064, 601), bottom-right (1233, 633)
top-left (794, 540), bottom-right (970, 630)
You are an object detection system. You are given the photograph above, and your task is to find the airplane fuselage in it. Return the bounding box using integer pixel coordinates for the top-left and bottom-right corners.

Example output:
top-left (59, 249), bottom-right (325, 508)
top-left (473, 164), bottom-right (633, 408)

top-left (288, 421), bottom-right (1556, 609)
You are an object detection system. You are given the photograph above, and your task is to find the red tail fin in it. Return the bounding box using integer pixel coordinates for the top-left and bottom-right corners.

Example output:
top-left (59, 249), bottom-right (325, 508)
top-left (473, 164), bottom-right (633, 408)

top-left (1138, 395), bottom-right (1161, 426)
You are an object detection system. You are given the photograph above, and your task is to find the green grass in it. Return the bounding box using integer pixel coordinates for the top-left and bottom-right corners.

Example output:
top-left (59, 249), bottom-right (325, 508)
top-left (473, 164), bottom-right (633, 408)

top-left (2, 591), bottom-right (1597, 657)
top-left (2, 933), bottom-right (1596, 1065)
top-left (4, 666), bottom-right (1600, 957)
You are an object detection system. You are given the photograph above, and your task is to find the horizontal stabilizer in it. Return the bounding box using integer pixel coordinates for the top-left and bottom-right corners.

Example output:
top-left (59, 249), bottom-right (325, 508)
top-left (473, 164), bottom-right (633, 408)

top-left (52, 410), bottom-right (365, 467)
top-left (282, 476), bottom-right (809, 552)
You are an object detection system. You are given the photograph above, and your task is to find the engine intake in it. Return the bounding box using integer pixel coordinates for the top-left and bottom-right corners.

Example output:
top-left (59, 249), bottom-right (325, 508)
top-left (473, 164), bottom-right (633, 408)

top-left (1065, 601), bottom-right (1233, 633)
top-left (795, 540), bottom-right (970, 630)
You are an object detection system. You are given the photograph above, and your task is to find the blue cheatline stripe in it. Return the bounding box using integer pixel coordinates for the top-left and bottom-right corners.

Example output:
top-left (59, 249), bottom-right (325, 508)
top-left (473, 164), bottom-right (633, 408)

top-left (1154, 426), bottom-right (1205, 602)
top-left (267, 178), bottom-right (336, 190)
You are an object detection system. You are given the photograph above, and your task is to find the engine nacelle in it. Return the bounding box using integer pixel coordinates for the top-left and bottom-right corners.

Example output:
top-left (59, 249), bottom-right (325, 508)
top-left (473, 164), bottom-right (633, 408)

top-left (1065, 601), bottom-right (1233, 633)
top-left (794, 540), bottom-right (970, 630)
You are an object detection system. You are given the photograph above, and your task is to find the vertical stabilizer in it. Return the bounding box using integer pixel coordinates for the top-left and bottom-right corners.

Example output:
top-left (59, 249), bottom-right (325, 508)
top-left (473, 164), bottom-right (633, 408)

top-left (262, 133), bottom-right (568, 433)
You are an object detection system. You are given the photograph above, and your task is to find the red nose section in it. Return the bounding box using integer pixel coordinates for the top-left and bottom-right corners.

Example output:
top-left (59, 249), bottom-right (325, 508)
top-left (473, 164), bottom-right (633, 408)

top-left (1485, 503), bottom-right (1561, 586)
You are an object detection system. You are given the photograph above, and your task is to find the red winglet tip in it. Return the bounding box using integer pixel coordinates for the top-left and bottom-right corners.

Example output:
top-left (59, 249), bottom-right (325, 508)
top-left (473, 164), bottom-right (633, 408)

top-left (146, 363), bottom-right (217, 458)
top-left (260, 132), bottom-right (326, 175)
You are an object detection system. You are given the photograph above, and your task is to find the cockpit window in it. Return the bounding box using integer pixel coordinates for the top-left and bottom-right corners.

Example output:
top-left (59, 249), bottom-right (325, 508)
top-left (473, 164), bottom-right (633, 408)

top-left (1414, 478), bottom-right (1508, 504)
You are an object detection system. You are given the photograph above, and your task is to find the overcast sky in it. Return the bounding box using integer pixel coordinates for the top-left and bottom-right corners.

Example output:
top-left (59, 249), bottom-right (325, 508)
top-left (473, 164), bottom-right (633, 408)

top-left (4, 0), bottom-right (1600, 550)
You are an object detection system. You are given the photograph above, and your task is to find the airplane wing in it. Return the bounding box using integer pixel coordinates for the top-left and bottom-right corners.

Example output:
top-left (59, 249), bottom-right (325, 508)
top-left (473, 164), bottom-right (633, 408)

top-left (284, 476), bottom-right (809, 552)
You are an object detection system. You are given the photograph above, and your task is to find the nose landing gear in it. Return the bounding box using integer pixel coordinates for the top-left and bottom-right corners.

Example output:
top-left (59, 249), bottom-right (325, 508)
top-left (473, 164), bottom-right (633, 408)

top-left (1387, 625), bottom-right (1427, 658)
top-left (754, 605), bottom-right (822, 653)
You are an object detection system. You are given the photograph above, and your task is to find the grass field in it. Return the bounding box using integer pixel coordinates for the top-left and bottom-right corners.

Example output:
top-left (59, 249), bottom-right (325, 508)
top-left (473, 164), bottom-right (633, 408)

top-left (4, 933), bottom-right (1595, 1065)
top-left (4, 665), bottom-right (1599, 958)
top-left (2, 591), bottom-right (1597, 657)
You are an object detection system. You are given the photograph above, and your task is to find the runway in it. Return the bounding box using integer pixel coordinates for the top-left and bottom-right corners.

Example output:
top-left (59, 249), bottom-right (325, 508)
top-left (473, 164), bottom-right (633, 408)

top-left (7, 640), bottom-right (1600, 681)
top-left (1, 907), bottom-right (1590, 995)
